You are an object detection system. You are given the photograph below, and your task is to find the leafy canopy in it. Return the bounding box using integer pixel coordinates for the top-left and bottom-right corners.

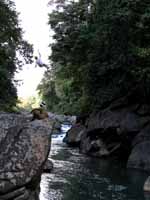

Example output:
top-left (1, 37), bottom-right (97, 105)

top-left (0, 0), bottom-right (33, 110)
top-left (39, 0), bottom-right (150, 114)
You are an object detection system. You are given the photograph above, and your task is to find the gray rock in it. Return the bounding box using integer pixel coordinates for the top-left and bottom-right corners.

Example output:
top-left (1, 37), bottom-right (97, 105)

top-left (127, 125), bottom-right (150, 171)
top-left (0, 114), bottom-right (53, 200)
top-left (80, 128), bottom-right (121, 157)
top-left (144, 176), bottom-right (150, 192)
top-left (63, 124), bottom-right (85, 146)
top-left (87, 139), bottom-right (109, 157)
top-left (87, 109), bottom-right (147, 133)
top-left (132, 125), bottom-right (150, 147)
top-left (137, 104), bottom-right (150, 116)
top-left (48, 112), bottom-right (76, 124)
top-left (80, 104), bottom-right (150, 164)
top-left (52, 119), bottom-right (61, 134)
top-left (127, 141), bottom-right (150, 171)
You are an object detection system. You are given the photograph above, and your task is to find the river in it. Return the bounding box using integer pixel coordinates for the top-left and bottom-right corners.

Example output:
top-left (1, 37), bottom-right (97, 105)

top-left (40, 124), bottom-right (150, 200)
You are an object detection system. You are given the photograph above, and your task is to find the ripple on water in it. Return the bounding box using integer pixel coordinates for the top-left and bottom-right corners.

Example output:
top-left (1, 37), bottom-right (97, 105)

top-left (40, 139), bottom-right (148, 200)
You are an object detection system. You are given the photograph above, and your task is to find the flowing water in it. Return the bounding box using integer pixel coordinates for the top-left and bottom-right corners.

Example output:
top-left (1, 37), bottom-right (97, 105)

top-left (40, 124), bottom-right (150, 200)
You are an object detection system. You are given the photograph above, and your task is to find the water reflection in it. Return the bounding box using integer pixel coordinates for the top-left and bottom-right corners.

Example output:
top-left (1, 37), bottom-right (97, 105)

top-left (40, 133), bottom-right (148, 200)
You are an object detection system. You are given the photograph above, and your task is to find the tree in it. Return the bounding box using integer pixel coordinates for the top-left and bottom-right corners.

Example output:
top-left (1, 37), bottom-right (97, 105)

top-left (39, 0), bottom-right (93, 114)
top-left (0, 0), bottom-right (33, 110)
top-left (85, 0), bottom-right (150, 108)
top-left (39, 0), bottom-right (150, 114)
top-left (37, 70), bottom-right (60, 112)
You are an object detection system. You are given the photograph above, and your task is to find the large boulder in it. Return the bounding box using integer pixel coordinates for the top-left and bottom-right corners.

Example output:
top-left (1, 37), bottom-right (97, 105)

top-left (79, 102), bottom-right (150, 166)
top-left (80, 135), bottom-right (110, 157)
top-left (127, 125), bottom-right (150, 171)
top-left (127, 141), bottom-right (150, 171)
top-left (80, 127), bottom-right (127, 158)
top-left (63, 124), bottom-right (86, 146)
top-left (144, 176), bottom-right (150, 192)
top-left (48, 112), bottom-right (76, 125)
top-left (51, 119), bottom-right (61, 134)
top-left (0, 113), bottom-right (52, 200)
top-left (87, 108), bottom-right (149, 133)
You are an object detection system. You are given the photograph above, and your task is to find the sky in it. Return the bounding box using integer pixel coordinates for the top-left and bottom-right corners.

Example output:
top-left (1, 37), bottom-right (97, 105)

top-left (14, 0), bottom-right (52, 98)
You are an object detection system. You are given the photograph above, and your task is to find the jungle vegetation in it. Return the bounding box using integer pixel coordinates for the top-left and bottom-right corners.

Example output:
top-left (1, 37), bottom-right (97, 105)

top-left (0, 0), bottom-right (33, 111)
top-left (38, 0), bottom-right (150, 114)
top-left (1, 0), bottom-right (149, 114)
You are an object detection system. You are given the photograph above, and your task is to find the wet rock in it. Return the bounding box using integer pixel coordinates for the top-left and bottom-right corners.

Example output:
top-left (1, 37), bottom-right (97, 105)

top-left (0, 187), bottom-right (29, 200)
top-left (0, 113), bottom-right (53, 200)
top-left (76, 114), bottom-right (89, 126)
top-left (63, 124), bottom-right (86, 146)
top-left (48, 112), bottom-right (76, 124)
top-left (78, 101), bottom-right (150, 165)
top-left (132, 125), bottom-right (150, 147)
top-left (80, 127), bottom-right (127, 158)
top-left (144, 176), bottom-right (150, 192)
top-left (61, 98), bottom-right (150, 171)
top-left (127, 141), bottom-right (150, 171)
top-left (43, 159), bottom-right (54, 173)
top-left (136, 104), bottom-right (150, 116)
top-left (52, 119), bottom-right (61, 134)
top-left (87, 109), bottom-right (146, 134)
top-left (87, 139), bottom-right (110, 157)
top-left (127, 125), bottom-right (150, 171)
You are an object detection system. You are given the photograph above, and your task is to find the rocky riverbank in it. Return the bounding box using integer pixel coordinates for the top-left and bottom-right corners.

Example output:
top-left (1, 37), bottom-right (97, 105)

top-left (64, 100), bottom-right (150, 172)
top-left (0, 112), bottom-right (53, 200)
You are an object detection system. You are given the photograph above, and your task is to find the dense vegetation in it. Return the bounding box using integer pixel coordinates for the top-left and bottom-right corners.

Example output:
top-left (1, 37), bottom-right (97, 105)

top-left (38, 0), bottom-right (150, 115)
top-left (0, 0), bottom-right (33, 111)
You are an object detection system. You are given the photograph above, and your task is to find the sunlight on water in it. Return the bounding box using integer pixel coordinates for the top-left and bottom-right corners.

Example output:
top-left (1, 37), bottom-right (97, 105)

top-left (40, 125), bottom-right (149, 200)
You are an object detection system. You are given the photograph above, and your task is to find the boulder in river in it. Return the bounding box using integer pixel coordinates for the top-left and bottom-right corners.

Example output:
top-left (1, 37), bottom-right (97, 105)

top-left (127, 125), bottom-right (150, 171)
top-left (80, 103), bottom-right (150, 163)
top-left (63, 124), bottom-right (86, 146)
top-left (65, 99), bottom-right (150, 171)
top-left (144, 176), bottom-right (150, 192)
top-left (80, 127), bottom-right (126, 158)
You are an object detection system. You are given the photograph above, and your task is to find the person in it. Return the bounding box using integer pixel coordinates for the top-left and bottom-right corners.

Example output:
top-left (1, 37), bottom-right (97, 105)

top-left (35, 52), bottom-right (48, 69)
top-left (31, 102), bottom-right (49, 121)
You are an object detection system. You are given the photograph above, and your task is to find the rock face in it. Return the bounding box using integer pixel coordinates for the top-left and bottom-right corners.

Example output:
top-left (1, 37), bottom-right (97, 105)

top-left (47, 112), bottom-right (76, 135)
top-left (64, 102), bottom-right (150, 171)
top-left (127, 125), bottom-right (150, 171)
top-left (144, 176), bottom-right (150, 192)
top-left (84, 105), bottom-right (150, 166)
top-left (0, 113), bottom-right (52, 200)
top-left (52, 119), bottom-right (61, 134)
top-left (127, 141), bottom-right (150, 171)
top-left (48, 112), bottom-right (76, 125)
top-left (63, 124), bottom-right (86, 146)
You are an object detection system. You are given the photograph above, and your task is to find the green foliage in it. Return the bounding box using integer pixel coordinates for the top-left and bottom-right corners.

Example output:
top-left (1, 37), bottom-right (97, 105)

top-left (0, 0), bottom-right (33, 111)
top-left (37, 70), bottom-right (60, 112)
top-left (39, 0), bottom-right (150, 114)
